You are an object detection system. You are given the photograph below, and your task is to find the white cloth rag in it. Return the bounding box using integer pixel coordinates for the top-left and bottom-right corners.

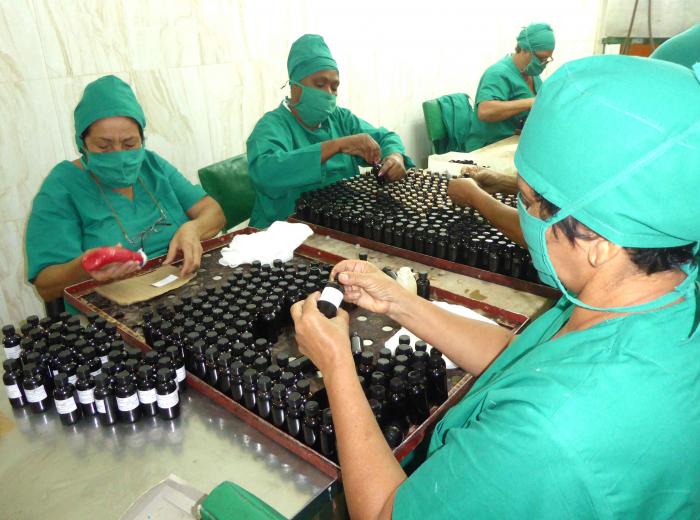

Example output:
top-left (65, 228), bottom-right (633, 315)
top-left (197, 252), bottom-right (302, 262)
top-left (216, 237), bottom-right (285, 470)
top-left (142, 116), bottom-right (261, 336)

top-left (219, 221), bottom-right (313, 267)
top-left (384, 300), bottom-right (497, 369)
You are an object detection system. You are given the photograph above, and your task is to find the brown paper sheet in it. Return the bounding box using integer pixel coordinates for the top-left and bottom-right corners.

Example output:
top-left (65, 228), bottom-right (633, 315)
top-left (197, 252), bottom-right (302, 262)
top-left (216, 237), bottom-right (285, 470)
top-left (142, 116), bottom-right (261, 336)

top-left (94, 265), bottom-right (196, 305)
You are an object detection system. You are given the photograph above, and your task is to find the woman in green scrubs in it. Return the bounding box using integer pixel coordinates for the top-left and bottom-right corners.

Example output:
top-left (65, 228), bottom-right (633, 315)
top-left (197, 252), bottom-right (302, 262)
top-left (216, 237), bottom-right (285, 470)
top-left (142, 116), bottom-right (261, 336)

top-left (465, 23), bottom-right (555, 152)
top-left (650, 23), bottom-right (700, 69)
top-left (291, 55), bottom-right (700, 518)
top-left (26, 75), bottom-right (225, 301)
top-left (246, 34), bottom-right (414, 229)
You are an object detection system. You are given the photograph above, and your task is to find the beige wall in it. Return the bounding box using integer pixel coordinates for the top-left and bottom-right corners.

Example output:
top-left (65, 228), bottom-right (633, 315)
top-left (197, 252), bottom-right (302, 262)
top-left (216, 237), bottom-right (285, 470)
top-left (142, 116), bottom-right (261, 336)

top-left (0, 0), bottom-right (604, 325)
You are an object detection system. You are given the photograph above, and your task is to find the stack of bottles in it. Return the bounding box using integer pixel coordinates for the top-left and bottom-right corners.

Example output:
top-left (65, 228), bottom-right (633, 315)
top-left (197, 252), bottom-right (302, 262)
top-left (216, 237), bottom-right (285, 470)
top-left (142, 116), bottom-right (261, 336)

top-left (352, 332), bottom-right (448, 449)
top-left (295, 170), bottom-right (538, 281)
top-left (2, 312), bottom-right (184, 427)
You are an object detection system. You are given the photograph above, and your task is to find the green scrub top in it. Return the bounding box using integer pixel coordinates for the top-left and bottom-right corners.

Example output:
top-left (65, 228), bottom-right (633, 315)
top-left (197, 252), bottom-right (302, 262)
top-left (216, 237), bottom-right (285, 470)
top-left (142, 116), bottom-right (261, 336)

top-left (393, 288), bottom-right (700, 518)
top-left (26, 150), bottom-right (206, 281)
top-left (650, 23), bottom-right (700, 70)
top-left (465, 55), bottom-right (541, 152)
top-left (246, 102), bottom-right (414, 229)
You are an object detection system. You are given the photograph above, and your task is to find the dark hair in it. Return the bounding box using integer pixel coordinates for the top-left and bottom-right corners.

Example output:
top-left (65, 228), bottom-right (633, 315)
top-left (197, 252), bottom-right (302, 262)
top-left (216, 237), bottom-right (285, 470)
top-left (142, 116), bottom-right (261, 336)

top-left (533, 192), bottom-right (696, 275)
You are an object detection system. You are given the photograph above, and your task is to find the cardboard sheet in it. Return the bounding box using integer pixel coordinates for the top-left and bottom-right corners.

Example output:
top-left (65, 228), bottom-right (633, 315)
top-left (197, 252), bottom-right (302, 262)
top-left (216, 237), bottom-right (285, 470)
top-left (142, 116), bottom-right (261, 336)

top-left (95, 265), bottom-right (196, 305)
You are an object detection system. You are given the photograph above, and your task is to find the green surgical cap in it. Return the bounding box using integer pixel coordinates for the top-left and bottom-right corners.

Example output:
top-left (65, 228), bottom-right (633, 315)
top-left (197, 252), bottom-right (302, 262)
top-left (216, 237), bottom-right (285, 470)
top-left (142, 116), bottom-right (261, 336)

top-left (517, 23), bottom-right (556, 51)
top-left (74, 75), bottom-right (146, 151)
top-left (515, 55), bottom-right (700, 249)
top-left (287, 34), bottom-right (338, 83)
top-left (651, 23), bottom-right (700, 70)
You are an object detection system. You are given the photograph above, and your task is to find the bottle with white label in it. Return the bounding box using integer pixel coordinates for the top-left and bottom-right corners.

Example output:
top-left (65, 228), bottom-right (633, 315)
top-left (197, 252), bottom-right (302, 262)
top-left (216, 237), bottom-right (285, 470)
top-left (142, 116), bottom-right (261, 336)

top-left (165, 346), bottom-right (187, 393)
top-left (94, 373), bottom-right (117, 426)
top-left (3, 359), bottom-right (26, 408)
top-left (136, 365), bottom-right (158, 417)
top-left (115, 371), bottom-right (141, 423)
top-left (53, 372), bottom-right (81, 426)
top-left (156, 367), bottom-right (180, 420)
top-left (22, 365), bottom-right (49, 413)
top-left (75, 365), bottom-right (97, 416)
top-left (2, 324), bottom-right (21, 360)
top-left (317, 280), bottom-right (345, 319)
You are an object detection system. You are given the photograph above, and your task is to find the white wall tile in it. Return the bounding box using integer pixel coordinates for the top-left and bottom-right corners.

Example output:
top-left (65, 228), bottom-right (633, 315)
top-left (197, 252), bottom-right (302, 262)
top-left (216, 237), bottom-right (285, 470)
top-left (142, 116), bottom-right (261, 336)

top-left (0, 0), bottom-right (45, 82)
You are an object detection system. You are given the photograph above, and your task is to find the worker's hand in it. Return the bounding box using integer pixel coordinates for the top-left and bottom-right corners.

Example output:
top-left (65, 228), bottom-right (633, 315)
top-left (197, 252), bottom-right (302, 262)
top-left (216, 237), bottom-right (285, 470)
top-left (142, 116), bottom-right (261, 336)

top-left (336, 134), bottom-right (381, 164)
top-left (291, 292), bottom-right (354, 377)
top-left (163, 221), bottom-right (203, 276)
top-left (330, 260), bottom-right (408, 316)
top-left (83, 244), bottom-right (141, 282)
top-left (464, 168), bottom-right (517, 194)
top-left (447, 177), bottom-right (485, 207)
top-left (379, 153), bottom-right (406, 182)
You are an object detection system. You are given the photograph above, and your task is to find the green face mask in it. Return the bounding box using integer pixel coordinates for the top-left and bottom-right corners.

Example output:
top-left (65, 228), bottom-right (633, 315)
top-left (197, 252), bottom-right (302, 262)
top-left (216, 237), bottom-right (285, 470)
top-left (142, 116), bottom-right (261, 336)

top-left (81, 147), bottom-right (146, 188)
top-left (524, 55), bottom-right (547, 77)
top-left (291, 81), bottom-right (337, 127)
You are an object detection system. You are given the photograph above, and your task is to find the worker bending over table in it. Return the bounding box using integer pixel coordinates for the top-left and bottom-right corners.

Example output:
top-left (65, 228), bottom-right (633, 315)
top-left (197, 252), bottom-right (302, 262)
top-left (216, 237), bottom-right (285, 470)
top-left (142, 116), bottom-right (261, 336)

top-left (26, 76), bottom-right (225, 301)
top-left (246, 34), bottom-right (413, 229)
top-left (292, 55), bottom-right (700, 518)
top-left (465, 22), bottom-right (555, 152)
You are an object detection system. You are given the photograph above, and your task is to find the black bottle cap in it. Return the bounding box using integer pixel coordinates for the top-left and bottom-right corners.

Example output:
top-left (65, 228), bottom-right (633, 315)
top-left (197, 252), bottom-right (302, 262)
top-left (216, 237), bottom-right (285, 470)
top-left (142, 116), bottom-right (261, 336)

top-left (217, 351), bottom-right (233, 367)
top-left (378, 348), bottom-right (392, 360)
top-left (137, 365), bottom-right (151, 379)
top-left (156, 367), bottom-right (172, 382)
top-left (76, 364), bottom-right (91, 379)
top-left (152, 340), bottom-right (167, 353)
top-left (254, 338), bottom-right (268, 351)
top-left (360, 351), bottom-right (374, 365)
top-left (242, 350), bottom-right (257, 365)
top-left (407, 370), bottom-right (423, 385)
top-left (393, 365), bottom-right (408, 379)
top-left (389, 377), bottom-right (405, 392)
top-left (280, 371), bottom-right (296, 387)
top-left (230, 360), bottom-right (245, 376)
top-left (287, 391), bottom-right (303, 408)
top-left (157, 356), bottom-right (172, 369)
top-left (115, 371), bottom-right (130, 385)
top-left (165, 345), bottom-right (180, 358)
top-left (398, 335), bottom-right (411, 346)
top-left (370, 384), bottom-right (386, 400)
top-left (242, 368), bottom-right (258, 385)
top-left (94, 372), bottom-right (109, 387)
top-left (253, 357), bottom-right (268, 371)
top-left (257, 375), bottom-right (272, 392)
top-left (58, 349), bottom-right (74, 364)
top-left (414, 340), bottom-right (428, 352)
top-left (54, 372), bottom-right (70, 387)
top-left (102, 361), bottom-right (116, 374)
top-left (271, 383), bottom-right (286, 400)
top-left (371, 371), bottom-right (385, 386)
top-left (322, 408), bottom-right (333, 424)
top-left (304, 400), bottom-right (320, 416)
top-left (275, 352), bottom-right (291, 368)
top-left (296, 378), bottom-right (311, 394)
top-left (265, 365), bottom-right (282, 380)
top-left (394, 354), bottom-right (409, 367)
top-left (204, 346), bottom-right (219, 361)
top-left (377, 358), bottom-right (392, 372)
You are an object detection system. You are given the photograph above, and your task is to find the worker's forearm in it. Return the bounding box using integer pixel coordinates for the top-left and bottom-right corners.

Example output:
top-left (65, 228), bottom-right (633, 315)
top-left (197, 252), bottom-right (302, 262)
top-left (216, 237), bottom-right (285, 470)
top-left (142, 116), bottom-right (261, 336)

top-left (468, 189), bottom-right (525, 246)
top-left (388, 291), bottom-right (513, 376)
top-left (188, 198), bottom-right (226, 238)
top-left (478, 99), bottom-right (533, 122)
top-left (324, 357), bottom-right (406, 520)
top-left (321, 139), bottom-right (341, 163)
top-left (33, 257), bottom-right (89, 302)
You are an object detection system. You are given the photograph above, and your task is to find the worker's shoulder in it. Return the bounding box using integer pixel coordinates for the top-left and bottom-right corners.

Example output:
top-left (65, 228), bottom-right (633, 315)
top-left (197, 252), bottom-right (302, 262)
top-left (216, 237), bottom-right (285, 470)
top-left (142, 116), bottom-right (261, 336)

top-left (247, 103), bottom-right (290, 138)
top-left (37, 160), bottom-right (85, 195)
top-left (481, 55), bottom-right (517, 79)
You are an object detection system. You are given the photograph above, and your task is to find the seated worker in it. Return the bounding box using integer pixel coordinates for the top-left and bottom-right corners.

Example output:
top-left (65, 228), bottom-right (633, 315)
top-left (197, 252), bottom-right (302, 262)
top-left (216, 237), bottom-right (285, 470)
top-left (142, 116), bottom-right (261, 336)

top-left (291, 55), bottom-right (700, 518)
top-left (465, 22), bottom-right (555, 152)
top-left (26, 75), bottom-right (225, 302)
top-left (246, 34), bottom-right (414, 229)
top-left (650, 22), bottom-right (700, 69)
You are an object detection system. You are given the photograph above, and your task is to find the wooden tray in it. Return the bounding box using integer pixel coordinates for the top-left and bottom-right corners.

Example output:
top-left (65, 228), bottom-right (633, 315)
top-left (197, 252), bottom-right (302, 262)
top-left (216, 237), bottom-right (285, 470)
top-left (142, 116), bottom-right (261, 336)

top-left (64, 227), bottom-right (529, 479)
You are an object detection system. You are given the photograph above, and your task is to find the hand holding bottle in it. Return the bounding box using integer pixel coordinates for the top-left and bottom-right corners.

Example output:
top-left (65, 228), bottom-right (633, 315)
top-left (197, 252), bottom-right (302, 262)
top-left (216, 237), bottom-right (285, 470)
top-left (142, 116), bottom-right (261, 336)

top-left (330, 260), bottom-right (409, 317)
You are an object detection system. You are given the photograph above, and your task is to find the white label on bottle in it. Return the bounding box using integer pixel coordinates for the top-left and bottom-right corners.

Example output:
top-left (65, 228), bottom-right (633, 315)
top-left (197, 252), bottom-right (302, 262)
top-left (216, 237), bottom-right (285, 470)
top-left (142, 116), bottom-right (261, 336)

top-left (4, 346), bottom-right (20, 359)
top-left (175, 365), bottom-right (186, 382)
top-left (77, 388), bottom-right (95, 404)
top-left (90, 369), bottom-right (102, 378)
top-left (55, 396), bottom-right (77, 414)
top-left (116, 393), bottom-right (139, 411)
top-left (5, 383), bottom-right (21, 399)
top-left (25, 386), bottom-right (47, 403)
top-left (68, 374), bottom-right (77, 385)
top-left (152, 274), bottom-right (179, 288)
top-left (138, 388), bottom-right (157, 404)
top-left (99, 356), bottom-right (109, 364)
top-left (319, 286), bottom-right (344, 309)
top-left (96, 399), bottom-right (106, 413)
top-left (157, 389), bottom-right (179, 409)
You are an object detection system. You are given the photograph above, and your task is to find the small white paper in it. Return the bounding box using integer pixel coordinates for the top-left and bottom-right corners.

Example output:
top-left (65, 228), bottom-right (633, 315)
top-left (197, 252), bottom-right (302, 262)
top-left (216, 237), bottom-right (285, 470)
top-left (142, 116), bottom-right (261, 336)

top-left (384, 301), bottom-right (497, 369)
top-left (151, 274), bottom-right (179, 288)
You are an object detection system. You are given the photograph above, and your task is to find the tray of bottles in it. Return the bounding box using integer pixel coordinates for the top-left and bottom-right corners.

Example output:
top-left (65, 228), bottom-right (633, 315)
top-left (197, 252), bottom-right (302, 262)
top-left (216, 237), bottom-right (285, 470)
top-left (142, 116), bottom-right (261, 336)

top-left (57, 227), bottom-right (529, 479)
top-left (290, 169), bottom-right (559, 298)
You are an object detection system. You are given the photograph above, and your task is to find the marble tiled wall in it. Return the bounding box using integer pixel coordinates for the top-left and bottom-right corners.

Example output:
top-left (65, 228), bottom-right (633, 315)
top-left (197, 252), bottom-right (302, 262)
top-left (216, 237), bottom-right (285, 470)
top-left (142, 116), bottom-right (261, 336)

top-left (0, 0), bottom-right (604, 324)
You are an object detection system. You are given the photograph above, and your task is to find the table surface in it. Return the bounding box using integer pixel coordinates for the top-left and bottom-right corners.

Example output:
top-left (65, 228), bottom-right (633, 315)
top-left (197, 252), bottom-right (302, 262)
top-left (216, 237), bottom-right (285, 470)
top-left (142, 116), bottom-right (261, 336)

top-left (0, 231), bottom-right (553, 520)
top-left (428, 135), bottom-right (520, 176)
